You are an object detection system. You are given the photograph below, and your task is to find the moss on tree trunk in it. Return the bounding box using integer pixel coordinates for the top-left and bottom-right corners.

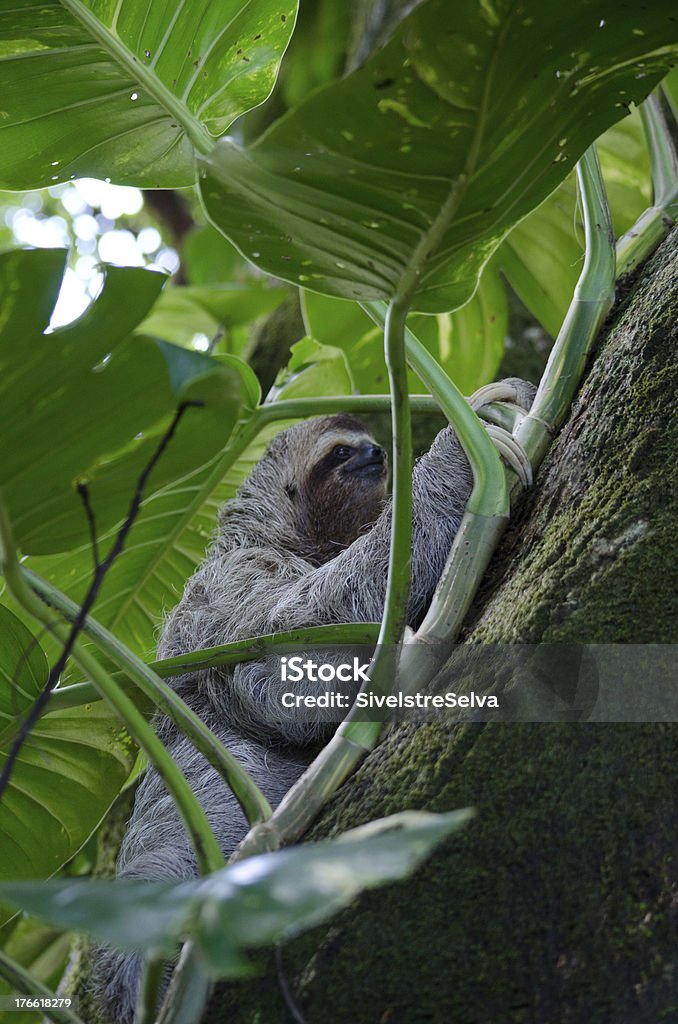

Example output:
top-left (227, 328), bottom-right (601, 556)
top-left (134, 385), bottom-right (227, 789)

top-left (205, 234), bottom-right (678, 1023)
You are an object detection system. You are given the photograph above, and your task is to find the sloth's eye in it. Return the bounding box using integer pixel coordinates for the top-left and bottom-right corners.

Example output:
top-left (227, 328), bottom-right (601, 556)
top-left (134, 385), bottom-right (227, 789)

top-left (332, 445), bottom-right (354, 461)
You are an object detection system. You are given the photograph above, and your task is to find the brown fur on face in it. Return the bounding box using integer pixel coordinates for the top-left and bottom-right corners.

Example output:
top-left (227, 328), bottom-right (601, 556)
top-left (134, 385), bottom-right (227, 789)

top-left (292, 416), bottom-right (388, 564)
top-left (216, 415), bottom-right (387, 561)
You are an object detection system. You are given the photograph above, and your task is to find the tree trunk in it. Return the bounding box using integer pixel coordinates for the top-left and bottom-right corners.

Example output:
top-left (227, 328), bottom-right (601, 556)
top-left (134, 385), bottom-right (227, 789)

top-left (205, 232), bottom-right (678, 1022)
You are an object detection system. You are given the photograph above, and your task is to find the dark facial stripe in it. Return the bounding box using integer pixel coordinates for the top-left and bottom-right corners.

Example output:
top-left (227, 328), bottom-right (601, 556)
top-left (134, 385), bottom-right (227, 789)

top-left (307, 448), bottom-right (350, 487)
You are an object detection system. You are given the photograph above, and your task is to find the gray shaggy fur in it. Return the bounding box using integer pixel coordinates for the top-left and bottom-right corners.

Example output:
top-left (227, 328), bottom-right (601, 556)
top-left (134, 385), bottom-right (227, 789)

top-left (93, 382), bottom-right (534, 1021)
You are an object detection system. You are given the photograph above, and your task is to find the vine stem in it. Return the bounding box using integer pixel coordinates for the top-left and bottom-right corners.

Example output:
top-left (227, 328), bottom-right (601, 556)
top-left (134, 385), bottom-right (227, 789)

top-left (616, 88), bottom-right (678, 276)
top-left (45, 622), bottom-right (381, 711)
top-left (361, 303), bottom-right (510, 518)
top-left (358, 303), bottom-right (510, 664)
top-left (377, 296), bottom-right (414, 645)
top-left (0, 496), bottom-right (224, 876)
top-left (517, 145), bottom-right (616, 466)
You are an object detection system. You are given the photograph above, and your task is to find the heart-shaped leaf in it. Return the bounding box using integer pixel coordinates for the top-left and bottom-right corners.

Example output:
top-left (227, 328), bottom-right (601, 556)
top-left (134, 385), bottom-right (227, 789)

top-left (199, 0), bottom-right (677, 313)
top-left (0, 0), bottom-right (297, 189)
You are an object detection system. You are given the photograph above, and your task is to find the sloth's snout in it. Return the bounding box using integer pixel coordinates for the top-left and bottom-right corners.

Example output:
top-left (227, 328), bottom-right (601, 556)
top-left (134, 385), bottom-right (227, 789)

top-left (349, 442), bottom-right (387, 476)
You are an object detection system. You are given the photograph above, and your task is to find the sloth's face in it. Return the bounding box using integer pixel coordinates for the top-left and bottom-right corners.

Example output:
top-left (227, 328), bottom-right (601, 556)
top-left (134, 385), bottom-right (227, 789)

top-left (293, 415), bottom-right (388, 563)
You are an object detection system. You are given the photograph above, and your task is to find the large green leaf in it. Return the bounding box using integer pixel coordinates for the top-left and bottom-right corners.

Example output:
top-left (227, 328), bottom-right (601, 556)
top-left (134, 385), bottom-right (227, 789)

top-left (302, 264), bottom-right (507, 395)
top-left (0, 606), bottom-right (135, 888)
top-left (199, 0), bottom-right (677, 313)
top-left (0, 811), bottom-right (471, 972)
top-left (0, 0), bottom-right (297, 189)
top-left (0, 249), bottom-right (245, 554)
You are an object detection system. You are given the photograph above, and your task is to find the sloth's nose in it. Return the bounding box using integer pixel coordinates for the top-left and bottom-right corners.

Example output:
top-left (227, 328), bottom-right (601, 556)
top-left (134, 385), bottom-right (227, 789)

top-left (354, 443), bottom-right (387, 473)
top-left (365, 443), bottom-right (385, 462)
top-left (348, 442), bottom-right (387, 475)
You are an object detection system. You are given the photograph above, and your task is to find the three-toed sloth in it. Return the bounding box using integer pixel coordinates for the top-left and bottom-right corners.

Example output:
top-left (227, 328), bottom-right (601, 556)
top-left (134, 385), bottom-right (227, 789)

top-left (95, 380), bottom-right (534, 1020)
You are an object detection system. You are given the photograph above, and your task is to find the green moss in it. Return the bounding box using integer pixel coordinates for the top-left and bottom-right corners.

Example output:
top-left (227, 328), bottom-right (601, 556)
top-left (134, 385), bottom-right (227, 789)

top-left (209, 724), bottom-right (677, 1024)
top-left (468, 226), bottom-right (678, 644)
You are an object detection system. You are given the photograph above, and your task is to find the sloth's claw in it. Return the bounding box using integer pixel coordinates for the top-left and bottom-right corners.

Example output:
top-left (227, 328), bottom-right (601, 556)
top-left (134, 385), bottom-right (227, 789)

top-left (469, 378), bottom-right (536, 413)
top-left (484, 425), bottom-right (533, 487)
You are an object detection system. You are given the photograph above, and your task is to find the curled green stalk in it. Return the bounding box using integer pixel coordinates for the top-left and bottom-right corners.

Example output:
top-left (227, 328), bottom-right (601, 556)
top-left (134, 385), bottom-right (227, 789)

top-left (0, 497), bottom-right (224, 876)
top-left (360, 301), bottom-right (510, 519)
top-left (359, 302), bottom-right (511, 657)
top-left (518, 145), bottom-right (615, 466)
top-left (616, 88), bottom-right (678, 276)
top-left (340, 297), bottom-right (414, 736)
top-left (45, 622), bottom-right (382, 712)
top-left (262, 392), bottom-right (515, 423)
top-left (369, 297), bottom-right (413, 651)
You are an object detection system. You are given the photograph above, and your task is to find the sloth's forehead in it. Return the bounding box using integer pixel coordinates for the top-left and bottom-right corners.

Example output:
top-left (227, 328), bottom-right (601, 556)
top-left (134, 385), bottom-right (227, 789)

top-left (319, 427), bottom-right (374, 446)
top-left (310, 429), bottom-right (375, 457)
top-left (317, 413), bottom-right (367, 434)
